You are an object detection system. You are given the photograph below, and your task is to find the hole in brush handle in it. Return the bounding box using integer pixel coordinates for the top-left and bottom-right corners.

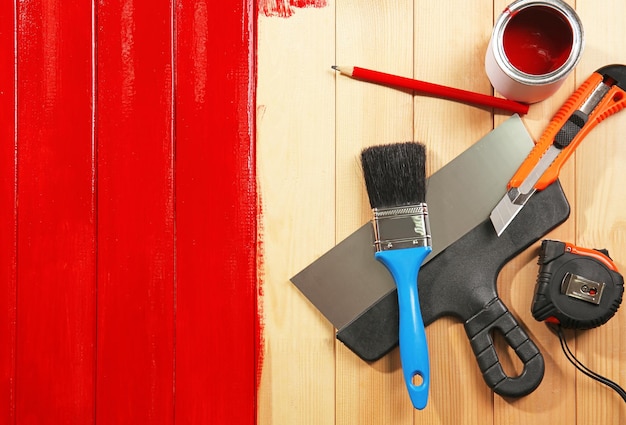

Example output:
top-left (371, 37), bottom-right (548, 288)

top-left (411, 372), bottom-right (424, 387)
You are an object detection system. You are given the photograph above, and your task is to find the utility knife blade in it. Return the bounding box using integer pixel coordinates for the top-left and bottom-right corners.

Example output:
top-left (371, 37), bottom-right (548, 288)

top-left (490, 64), bottom-right (626, 236)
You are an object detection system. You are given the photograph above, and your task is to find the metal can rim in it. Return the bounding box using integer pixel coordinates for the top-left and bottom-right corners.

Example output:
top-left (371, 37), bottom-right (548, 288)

top-left (491, 0), bottom-right (584, 86)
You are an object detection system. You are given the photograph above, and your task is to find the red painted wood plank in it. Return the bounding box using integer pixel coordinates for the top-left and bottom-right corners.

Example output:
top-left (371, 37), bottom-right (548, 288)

top-left (95, 0), bottom-right (175, 423)
top-left (15, 1), bottom-right (96, 423)
top-left (174, 1), bottom-right (258, 424)
top-left (0, 2), bottom-right (16, 423)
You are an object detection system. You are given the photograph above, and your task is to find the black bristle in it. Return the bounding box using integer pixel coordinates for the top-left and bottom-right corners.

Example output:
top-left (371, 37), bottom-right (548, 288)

top-left (360, 142), bottom-right (426, 209)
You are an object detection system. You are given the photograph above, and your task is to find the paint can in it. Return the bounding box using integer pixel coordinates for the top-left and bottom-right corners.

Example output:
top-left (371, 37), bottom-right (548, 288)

top-left (485, 0), bottom-right (584, 104)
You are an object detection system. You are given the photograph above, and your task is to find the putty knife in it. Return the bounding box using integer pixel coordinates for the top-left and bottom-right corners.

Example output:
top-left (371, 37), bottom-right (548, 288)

top-left (415, 180), bottom-right (569, 396)
top-left (291, 115), bottom-right (534, 361)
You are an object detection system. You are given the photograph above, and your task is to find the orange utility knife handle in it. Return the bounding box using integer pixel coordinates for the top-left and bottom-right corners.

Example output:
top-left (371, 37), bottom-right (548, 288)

top-left (509, 69), bottom-right (626, 191)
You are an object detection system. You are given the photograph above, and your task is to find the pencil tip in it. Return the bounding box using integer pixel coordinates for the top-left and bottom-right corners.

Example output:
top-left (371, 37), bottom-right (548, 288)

top-left (331, 65), bottom-right (338, 70)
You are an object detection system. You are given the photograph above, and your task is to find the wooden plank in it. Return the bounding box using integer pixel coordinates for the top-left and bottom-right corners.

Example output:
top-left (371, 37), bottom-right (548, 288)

top-left (95, 1), bottom-right (175, 422)
top-left (256, 4), bottom-right (336, 424)
top-left (414, 2), bottom-right (495, 169)
top-left (174, 1), bottom-right (258, 424)
top-left (573, 0), bottom-right (626, 422)
top-left (413, 2), bottom-right (495, 423)
top-left (417, 1), bottom-right (494, 421)
top-left (14, 0), bottom-right (96, 423)
top-left (334, 1), bottom-right (414, 423)
top-left (492, 0), bottom-right (577, 423)
top-left (0, 1), bottom-right (16, 422)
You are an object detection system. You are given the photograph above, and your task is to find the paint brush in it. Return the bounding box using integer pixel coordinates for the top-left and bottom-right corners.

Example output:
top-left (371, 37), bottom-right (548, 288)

top-left (360, 142), bottom-right (432, 410)
top-left (333, 65), bottom-right (529, 115)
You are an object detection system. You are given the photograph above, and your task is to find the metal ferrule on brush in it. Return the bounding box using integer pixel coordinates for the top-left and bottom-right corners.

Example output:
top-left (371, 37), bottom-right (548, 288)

top-left (372, 203), bottom-right (431, 252)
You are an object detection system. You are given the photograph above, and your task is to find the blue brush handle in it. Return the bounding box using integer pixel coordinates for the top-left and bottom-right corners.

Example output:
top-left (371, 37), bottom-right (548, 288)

top-left (375, 246), bottom-right (432, 410)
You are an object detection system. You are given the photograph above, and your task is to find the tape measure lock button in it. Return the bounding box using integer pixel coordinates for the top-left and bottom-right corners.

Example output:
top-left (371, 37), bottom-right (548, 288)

top-left (532, 239), bottom-right (624, 329)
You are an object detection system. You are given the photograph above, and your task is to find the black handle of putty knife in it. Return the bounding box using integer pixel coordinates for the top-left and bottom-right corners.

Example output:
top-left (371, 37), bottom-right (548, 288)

top-left (464, 297), bottom-right (544, 397)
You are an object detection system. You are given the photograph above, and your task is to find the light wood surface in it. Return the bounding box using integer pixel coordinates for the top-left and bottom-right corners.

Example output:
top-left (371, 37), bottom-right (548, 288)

top-left (257, 1), bottom-right (626, 423)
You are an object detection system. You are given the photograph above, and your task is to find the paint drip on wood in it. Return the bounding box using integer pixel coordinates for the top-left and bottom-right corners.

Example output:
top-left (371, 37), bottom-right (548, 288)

top-left (259, 0), bottom-right (327, 17)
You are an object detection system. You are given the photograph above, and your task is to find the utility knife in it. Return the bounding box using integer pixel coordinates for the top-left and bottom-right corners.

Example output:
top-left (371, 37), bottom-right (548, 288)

top-left (490, 64), bottom-right (626, 236)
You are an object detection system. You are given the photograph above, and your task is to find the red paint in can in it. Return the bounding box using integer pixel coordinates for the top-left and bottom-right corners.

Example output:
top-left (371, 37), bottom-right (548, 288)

top-left (503, 6), bottom-right (573, 76)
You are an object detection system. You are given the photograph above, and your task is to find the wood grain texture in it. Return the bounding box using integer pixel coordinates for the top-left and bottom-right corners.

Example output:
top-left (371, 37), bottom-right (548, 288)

top-left (492, 0), bottom-right (578, 423)
top-left (15, 0), bottom-right (96, 423)
top-left (0, 2), bottom-right (16, 423)
top-left (256, 5), bottom-right (336, 425)
top-left (334, 1), bottom-right (415, 424)
top-left (174, 1), bottom-right (258, 424)
top-left (2, 1), bottom-right (259, 423)
top-left (95, 0), bottom-right (175, 422)
top-left (257, 0), bottom-right (626, 423)
top-left (574, 1), bottom-right (626, 422)
top-left (413, 3), bottom-right (495, 423)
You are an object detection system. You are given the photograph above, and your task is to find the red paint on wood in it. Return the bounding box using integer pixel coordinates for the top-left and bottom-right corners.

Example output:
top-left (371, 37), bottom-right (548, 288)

top-left (0, 2), bottom-right (16, 423)
top-left (174, 0), bottom-right (259, 424)
top-left (95, 0), bottom-right (175, 422)
top-left (259, 0), bottom-right (327, 17)
top-left (15, 0), bottom-right (97, 423)
top-left (3, 0), bottom-right (260, 422)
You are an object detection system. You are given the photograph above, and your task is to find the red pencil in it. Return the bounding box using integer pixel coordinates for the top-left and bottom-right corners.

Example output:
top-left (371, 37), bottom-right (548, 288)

top-left (332, 65), bottom-right (529, 115)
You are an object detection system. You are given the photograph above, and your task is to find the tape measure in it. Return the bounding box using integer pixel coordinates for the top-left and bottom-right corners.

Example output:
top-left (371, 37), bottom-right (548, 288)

top-left (531, 239), bottom-right (624, 329)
